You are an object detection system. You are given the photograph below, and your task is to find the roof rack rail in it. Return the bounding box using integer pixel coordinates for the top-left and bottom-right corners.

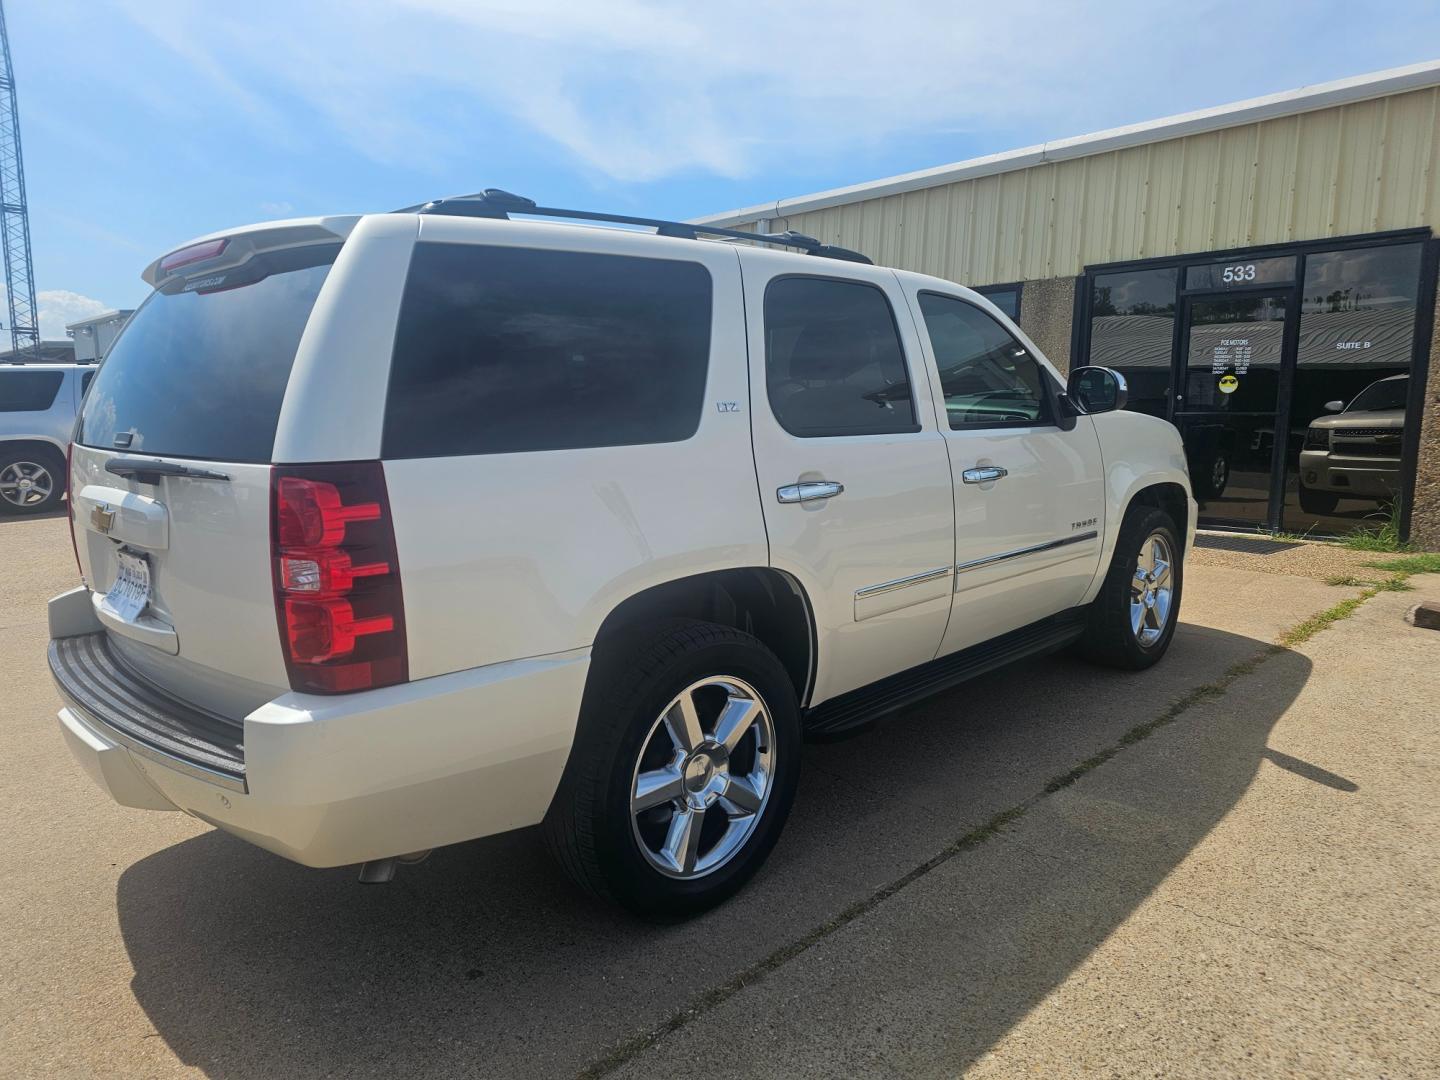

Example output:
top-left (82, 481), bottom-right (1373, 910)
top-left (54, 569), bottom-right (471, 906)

top-left (397, 189), bottom-right (873, 264)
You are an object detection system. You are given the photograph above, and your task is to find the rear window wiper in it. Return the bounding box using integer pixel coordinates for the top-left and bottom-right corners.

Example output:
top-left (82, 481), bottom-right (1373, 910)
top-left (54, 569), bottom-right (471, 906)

top-left (105, 457), bottom-right (231, 483)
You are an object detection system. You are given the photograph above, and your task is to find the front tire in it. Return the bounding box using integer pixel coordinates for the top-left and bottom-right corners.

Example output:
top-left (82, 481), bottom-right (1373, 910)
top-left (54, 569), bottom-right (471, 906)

top-left (543, 619), bottom-right (801, 919)
top-left (1298, 483), bottom-right (1340, 515)
top-left (1077, 506), bottom-right (1183, 670)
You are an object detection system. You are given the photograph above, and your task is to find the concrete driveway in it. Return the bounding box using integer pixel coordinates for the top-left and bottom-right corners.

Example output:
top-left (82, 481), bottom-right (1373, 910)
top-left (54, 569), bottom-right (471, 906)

top-left (2, 513), bottom-right (1436, 1078)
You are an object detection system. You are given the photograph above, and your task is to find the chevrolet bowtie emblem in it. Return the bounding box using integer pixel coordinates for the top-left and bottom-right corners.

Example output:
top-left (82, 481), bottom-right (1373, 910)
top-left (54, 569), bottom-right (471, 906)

top-left (91, 503), bottom-right (115, 534)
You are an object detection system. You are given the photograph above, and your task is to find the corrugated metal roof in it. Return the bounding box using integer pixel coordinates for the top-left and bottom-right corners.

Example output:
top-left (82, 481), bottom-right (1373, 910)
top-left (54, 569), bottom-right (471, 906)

top-left (695, 61), bottom-right (1440, 228)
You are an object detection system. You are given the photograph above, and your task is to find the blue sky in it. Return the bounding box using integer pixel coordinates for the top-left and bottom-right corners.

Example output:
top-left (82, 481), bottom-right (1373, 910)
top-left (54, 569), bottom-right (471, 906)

top-left (14, 1), bottom-right (1440, 336)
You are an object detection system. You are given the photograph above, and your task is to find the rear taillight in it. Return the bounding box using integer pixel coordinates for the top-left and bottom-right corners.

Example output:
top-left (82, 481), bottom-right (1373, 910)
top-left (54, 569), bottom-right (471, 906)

top-left (270, 462), bottom-right (407, 694)
top-left (66, 442), bottom-right (83, 583)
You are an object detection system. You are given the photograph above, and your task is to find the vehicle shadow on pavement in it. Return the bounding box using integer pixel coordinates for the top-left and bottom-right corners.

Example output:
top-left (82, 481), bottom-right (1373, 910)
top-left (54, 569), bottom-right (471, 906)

top-left (0, 505), bottom-right (68, 524)
top-left (116, 625), bottom-right (1311, 1079)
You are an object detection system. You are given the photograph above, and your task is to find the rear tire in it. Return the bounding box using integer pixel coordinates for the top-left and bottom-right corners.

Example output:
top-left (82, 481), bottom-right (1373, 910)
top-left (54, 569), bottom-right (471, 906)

top-left (1077, 505), bottom-right (1183, 670)
top-left (0, 446), bottom-right (66, 515)
top-left (543, 619), bottom-right (801, 919)
top-left (1192, 451), bottom-right (1229, 500)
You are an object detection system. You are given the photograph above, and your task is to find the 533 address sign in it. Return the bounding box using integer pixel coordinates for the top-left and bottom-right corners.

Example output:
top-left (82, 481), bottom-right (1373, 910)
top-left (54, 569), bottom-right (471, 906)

top-left (1185, 255), bottom-right (1297, 290)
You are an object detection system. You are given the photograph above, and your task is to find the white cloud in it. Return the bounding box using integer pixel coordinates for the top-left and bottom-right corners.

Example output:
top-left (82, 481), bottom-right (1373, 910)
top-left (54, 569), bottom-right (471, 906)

top-left (259, 200), bottom-right (296, 216)
top-left (36, 290), bottom-right (112, 339)
top-left (111, 1), bottom-right (1440, 184)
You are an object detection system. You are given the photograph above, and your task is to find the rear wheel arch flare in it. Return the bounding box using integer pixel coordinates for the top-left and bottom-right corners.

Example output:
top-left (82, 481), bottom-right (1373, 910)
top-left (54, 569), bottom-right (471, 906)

top-left (0, 438), bottom-right (66, 465)
top-left (590, 568), bottom-right (816, 706)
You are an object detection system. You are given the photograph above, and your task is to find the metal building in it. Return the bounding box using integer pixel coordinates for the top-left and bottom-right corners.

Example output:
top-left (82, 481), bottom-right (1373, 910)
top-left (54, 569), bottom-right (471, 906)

top-left (65, 310), bottom-right (134, 363)
top-left (696, 61), bottom-right (1440, 546)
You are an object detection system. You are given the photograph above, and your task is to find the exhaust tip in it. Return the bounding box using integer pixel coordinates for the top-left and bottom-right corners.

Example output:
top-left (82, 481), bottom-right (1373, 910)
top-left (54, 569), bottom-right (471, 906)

top-left (357, 858), bottom-right (397, 884)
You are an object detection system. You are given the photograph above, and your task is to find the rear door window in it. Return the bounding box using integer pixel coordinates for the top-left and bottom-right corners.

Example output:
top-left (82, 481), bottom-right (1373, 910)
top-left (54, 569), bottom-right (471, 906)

top-left (763, 276), bottom-right (918, 438)
top-left (383, 243), bottom-right (713, 459)
top-left (78, 244), bottom-right (339, 462)
top-left (0, 371), bottom-right (64, 412)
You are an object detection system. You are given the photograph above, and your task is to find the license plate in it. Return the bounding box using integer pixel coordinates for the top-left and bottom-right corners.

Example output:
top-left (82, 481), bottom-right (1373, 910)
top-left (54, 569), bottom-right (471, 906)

top-left (104, 550), bottom-right (152, 623)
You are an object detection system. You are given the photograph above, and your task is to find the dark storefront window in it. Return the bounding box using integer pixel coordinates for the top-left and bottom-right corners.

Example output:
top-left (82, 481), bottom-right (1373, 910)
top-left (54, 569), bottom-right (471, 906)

top-left (1286, 242), bottom-right (1423, 534)
top-left (1082, 234), bottom-right (1431, 540)
top-left (975, 283), bottom-right (1022, 320)
top-left (1088, 267), bottom-right (1177, 418)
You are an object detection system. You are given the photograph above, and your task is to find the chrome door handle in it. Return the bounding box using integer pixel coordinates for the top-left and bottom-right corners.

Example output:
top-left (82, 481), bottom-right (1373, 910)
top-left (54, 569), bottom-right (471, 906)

top-left (777, 481), bottom-right (844, 504)
top-left (962, 466), bottom-right (1008, 485)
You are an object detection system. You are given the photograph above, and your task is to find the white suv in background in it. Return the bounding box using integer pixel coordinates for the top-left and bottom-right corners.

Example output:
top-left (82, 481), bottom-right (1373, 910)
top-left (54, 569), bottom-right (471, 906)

top-left (1, 363), bottom-right (95, 514)
top-left (48, 191), bottom-right (1196, 917)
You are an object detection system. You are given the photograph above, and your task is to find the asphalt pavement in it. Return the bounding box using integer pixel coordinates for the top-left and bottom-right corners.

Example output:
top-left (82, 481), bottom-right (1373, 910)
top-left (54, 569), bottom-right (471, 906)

top-left (2, 511), bottom-right (1436, 1078)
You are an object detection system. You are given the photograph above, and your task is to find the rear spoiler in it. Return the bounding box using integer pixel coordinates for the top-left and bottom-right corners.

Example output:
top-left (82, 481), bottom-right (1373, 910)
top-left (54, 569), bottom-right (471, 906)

top-left (142, 216), bottom-right (363, 288)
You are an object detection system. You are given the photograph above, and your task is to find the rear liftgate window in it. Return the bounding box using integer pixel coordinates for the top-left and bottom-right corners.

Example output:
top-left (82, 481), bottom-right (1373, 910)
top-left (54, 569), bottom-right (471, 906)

top-left (383, 244), bottom-right (713, 458)
top-left (79, 245), bottom-right (340, 462)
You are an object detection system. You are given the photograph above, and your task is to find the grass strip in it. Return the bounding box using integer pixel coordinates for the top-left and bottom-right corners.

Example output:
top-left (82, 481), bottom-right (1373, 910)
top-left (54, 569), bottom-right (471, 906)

top-left (1277, 589), bottom-right (1377, 648)
top-left (1365, 552), bottom-right (1440, 575)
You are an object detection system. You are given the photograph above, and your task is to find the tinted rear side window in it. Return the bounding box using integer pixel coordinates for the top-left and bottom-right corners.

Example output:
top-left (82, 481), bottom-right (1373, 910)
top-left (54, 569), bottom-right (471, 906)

top-left (0, 371), bottom-right (64, 412)
top-left (79, 244), bottom-right (338, 462)
top-left (764, 276), bottom-right (917, 438)
top-left (383, 243), bottom-right (713, 459)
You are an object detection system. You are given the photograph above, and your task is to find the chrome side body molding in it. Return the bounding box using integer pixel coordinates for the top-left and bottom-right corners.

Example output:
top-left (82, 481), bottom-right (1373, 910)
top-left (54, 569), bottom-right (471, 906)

top-left (953, 530), bottom-right (1100, 578)
top-left (854, 566), bottom-right (953, 600)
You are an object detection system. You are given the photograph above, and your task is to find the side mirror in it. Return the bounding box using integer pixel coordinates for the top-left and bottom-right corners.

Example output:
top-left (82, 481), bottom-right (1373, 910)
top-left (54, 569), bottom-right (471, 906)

top-left (1324, 400), bottom-right (1345, 413)
top-left (1066, 366), bottom-right (1128, 415)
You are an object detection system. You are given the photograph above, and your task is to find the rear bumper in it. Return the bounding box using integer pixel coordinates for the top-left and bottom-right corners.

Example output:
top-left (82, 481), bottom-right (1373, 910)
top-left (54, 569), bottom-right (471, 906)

top-left (49, 591), bottom-right (589, 867)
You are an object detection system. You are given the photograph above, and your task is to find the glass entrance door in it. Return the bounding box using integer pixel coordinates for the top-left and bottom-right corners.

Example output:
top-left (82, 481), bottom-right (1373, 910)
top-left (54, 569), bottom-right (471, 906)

top-left (1174, 292), bottom-right (1296, 528)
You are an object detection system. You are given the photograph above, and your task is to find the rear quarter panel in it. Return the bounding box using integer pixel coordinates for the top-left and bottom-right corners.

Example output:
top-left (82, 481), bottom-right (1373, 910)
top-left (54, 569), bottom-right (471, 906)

top-left (377, 220), bottom-right (768, 680)
top-left (0, 370), bottom-right (77, 452)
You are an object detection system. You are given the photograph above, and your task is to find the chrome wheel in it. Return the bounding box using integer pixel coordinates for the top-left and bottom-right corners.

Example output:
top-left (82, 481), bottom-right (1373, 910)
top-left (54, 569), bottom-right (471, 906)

top-left (0, 460), bottom-right (54, 508)
top-left (629, 675), bottom-right (775, 880)
top-left (1131, 531), bottom-right (1174, 647)
top-left (1210, 455), bottom-right (1228, 491)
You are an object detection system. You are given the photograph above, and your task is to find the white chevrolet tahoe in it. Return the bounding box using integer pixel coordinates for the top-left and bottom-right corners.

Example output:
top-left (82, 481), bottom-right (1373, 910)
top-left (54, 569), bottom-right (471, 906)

top-left (48, 190), bottom-right (1196, 917)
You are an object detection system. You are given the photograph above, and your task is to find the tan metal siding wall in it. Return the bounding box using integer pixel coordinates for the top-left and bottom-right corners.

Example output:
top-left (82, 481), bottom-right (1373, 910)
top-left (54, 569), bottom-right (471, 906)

top-left (749, 86), bottom-right (1440, 286)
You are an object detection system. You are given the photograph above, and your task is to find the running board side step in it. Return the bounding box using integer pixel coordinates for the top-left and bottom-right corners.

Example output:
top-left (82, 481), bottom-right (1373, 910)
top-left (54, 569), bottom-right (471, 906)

top-left (803, 609), bottom-right (1088, 737)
